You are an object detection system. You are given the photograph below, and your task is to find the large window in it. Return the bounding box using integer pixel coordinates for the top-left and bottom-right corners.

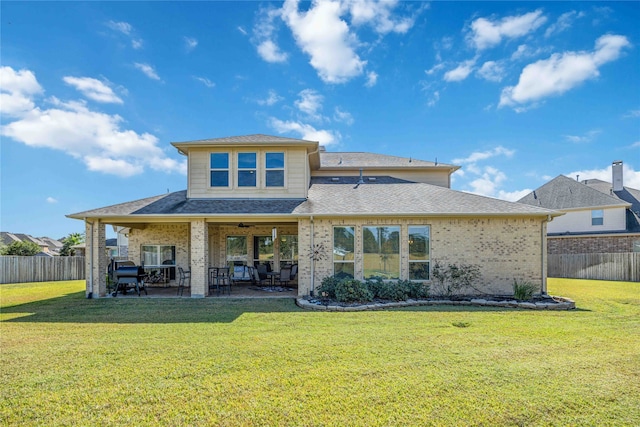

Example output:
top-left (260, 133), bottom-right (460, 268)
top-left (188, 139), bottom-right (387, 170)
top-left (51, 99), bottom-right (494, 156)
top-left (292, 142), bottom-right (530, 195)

top-left (253, 236), bottom-right (274, 269)
top-left (333, 226), bottom-right (355, 279)
top-left (408, 226), bottom-right (430, 280)
top-left (226, 236), bottom-right (248, 267)
top-left (363, 226), bottom-right (400, 280)
top-left (141, 245), bottom-right (175, 266)
top-left (210, 153), bottom-right (229, 187)
top-left (238, 152), bottom-right (257, 187)
top-left (265, 152), bottom-right (285, 187)
top-left (592, 209), bottom-right (604, 226)
top-left (279, 235), bottom-right (298, 268)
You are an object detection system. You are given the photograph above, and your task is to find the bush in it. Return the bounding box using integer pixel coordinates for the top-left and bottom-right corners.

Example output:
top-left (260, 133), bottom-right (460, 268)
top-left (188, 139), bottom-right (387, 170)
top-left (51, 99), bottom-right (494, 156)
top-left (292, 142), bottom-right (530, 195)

top-left (513, 279), bottom-right (538, 301)
top-left (376, 280), bottom-right (410, 301)
top-left (317, 275), bottom-right (340, 299)
top-left (406, 280), bottom-right (430, 299)
top-left (431, 261), bottom-right (482, 296)
top-left (335, 279), bottom-right (373, 303)
top-left (364, 277), bottom-right (385, 298)
top-left (0, 241), bottom-right (41, 256)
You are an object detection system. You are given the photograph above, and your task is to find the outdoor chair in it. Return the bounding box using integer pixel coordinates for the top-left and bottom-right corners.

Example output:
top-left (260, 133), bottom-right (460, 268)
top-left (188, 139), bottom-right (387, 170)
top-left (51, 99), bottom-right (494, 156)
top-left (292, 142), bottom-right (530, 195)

top-left (215, 267), bottom-right (231, 296)
top-left (208, 267), bottom-right (218, 292)
top-left (277, 267), bottom-right (292, 288)
top-left (177, 266), bottom-right (191, 296)
top-left (253, 267), bottom-right (269, 286)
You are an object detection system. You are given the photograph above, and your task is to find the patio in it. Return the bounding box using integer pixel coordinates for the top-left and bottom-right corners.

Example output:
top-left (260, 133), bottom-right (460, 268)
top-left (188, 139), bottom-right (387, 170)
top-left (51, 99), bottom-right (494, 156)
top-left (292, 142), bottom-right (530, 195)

top-left (109, 282), bottom-right (298, 299)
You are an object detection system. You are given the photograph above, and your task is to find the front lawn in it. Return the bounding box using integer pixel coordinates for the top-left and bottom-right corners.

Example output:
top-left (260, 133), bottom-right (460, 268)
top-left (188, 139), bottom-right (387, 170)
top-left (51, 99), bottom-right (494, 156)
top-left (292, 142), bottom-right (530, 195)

top-left (1, 279), bottom-right (638, 426)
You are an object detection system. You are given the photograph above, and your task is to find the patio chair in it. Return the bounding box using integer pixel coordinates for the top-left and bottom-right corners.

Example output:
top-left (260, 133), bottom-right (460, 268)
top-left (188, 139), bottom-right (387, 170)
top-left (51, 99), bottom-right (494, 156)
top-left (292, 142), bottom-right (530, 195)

top-left (177, 266), bottom-right (191, 296)
top-left (215, 267), bottom-right (231, 296)
top-left (253, 267), bottom-right (269, 286)
top-left (277, 267), bottom-right (292, 288)
top-left (208, 267), bottom-right (218, 292)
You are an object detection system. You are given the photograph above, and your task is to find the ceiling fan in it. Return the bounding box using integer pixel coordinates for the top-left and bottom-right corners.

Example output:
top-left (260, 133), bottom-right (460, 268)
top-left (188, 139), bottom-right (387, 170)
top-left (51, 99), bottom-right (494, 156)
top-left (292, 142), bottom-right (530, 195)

top-left (237, 223), bottom-right (251, 228)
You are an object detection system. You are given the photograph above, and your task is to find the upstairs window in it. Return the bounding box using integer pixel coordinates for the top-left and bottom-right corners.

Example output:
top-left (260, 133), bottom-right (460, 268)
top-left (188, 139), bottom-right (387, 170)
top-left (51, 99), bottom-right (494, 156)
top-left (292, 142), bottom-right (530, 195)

top-left (592, 209), bottom-right (604, 226)
top-left (265, 152), bottom-right (285, 187)
top-left (210, 153), bottom-right (229, 187)
top-left (237, 153), bottom-right (257, 187)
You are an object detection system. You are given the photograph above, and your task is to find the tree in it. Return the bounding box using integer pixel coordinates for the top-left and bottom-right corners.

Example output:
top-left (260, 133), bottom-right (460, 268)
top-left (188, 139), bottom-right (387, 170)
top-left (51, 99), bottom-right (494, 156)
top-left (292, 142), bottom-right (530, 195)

top-left (60, 232), bottom-right (85, 256)
top-left (0, 240), bottom-right (41, 256)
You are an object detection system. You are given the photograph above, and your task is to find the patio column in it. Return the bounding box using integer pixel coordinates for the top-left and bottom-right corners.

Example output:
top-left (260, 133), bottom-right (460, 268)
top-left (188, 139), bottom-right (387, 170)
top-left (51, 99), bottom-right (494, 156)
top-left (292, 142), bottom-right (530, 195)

top-left (190, 219), bottom-right (209, 298)
top-left (85, 219), bottom-right (106, 298)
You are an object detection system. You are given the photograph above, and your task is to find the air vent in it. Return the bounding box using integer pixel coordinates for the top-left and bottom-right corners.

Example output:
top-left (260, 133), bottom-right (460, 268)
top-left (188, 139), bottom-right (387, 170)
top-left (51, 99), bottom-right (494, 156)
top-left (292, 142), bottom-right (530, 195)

top-left (331, 177), bottom-right (340, 182)
top-left (367, 177), bottom-right (377, 182)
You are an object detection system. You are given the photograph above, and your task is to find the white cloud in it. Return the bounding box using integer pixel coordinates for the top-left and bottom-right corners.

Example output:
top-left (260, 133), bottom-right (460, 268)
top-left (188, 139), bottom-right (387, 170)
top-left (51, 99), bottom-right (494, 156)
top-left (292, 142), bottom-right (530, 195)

top-left (453, 146), bottom-right (515, 166)
top-left (257, 40), bottom-right (289, 63)
top-left (106, 20), bottom-right (132, 36)
top-left (623, 109), bottom-right (640, 119)
top-left (46, 197), bottom-right (58, 204)
top-left (333, 107), bottom-right (354, 125)
top-left (427, 90), bottom-right (440, 108)
top-left (281, 0), bottom-right (366, 83)
top-left (545, 11), bottom-right (585, 38)
top-left (257, 89), bottom-right (283, 106)
top-left (0, 67), bottom-right (185, 178)
top-left (566, 164), bottom-right (640, 190)
top-left (563, 129), bottom-right (601, 143)
top-left (347, 0), bottom-right (417, 34)
top-left (194, 76), bottom-right (215, 88)
top-left (477, 61), bottom-right (505, 82)
top-left (134, 63), bottom-right (161, 81)
top-left (184, 36), bottom-right (198, 52)
top-left (500, 34), bottom-right (630, 109)
top-left (468, 166), bottom-right (507, 197)
top-left (365, 71), bottom-right (378, 87)
top-left (0, 66), bottom-right (43, 117)
top-left (468, 9), bottom-right (547, 50)
top-left (63, 76), bottom-right (123, 104)
top-left (237, 26), bottom-right (248, 36)
top-left (131, 39), bottom-right (143, 50)
top-left (269, 117), bottom-right (340, 146)
top-left (295, 89), bottom-right (324, 119)
top-left (443, 59), bottom-right (475, 82)
top-left (425, 62), bottom-right (445, 76)
top-left (497, 188), bottom-right (533, 202)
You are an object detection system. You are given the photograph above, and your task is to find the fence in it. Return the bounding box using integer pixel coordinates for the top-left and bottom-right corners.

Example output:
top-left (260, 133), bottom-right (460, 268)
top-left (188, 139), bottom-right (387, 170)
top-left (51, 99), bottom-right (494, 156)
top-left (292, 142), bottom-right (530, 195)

top-left (548, 253), bottom-right (640, 282)
top-left (0, 256), bottom-right (85, 284)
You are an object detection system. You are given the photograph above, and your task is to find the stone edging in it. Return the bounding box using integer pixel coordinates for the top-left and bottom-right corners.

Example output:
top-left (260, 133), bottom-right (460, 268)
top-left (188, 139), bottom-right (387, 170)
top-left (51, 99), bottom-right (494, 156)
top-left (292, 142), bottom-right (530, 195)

top-left (296, 296), bottom-right (575, 312)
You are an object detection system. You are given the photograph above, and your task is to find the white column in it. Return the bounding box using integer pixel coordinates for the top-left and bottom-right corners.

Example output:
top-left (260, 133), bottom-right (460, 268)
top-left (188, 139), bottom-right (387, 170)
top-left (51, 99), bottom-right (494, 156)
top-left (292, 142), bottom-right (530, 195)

top-left (190, 219), bottom-right (209, 297)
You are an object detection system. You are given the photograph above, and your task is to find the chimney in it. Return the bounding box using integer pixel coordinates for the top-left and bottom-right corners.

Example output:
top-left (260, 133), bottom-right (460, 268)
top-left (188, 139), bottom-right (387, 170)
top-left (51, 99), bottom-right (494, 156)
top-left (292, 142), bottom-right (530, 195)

top-left (612, 160), bottom-right (623, 192)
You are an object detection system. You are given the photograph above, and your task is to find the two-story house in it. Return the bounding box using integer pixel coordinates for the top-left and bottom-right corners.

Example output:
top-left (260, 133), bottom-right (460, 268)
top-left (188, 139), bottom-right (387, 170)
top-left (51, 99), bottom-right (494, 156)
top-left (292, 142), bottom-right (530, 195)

top-left (68, 134), bottom-right (559, 298)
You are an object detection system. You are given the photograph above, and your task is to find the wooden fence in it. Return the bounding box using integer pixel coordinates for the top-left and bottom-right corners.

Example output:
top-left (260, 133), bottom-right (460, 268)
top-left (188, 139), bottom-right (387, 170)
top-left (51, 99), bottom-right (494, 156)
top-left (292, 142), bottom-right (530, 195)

top-left (0, 256), bottom-right (85, 284)
top-left (548, 253), bottom-right (640, 282)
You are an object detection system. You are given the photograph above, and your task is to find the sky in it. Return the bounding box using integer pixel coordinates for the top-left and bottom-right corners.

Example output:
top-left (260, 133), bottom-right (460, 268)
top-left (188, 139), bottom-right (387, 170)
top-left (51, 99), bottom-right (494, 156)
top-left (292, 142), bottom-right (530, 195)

top-left (1, 1), bottom-right (639, 240)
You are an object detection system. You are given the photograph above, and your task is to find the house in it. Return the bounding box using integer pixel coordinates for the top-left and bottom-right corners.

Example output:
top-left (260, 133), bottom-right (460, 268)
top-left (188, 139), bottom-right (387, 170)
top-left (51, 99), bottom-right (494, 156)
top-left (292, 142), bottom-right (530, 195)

top-left (518, 161), bottom-right (640, 254)
top-left (68, 134), bottom-right (560, 298)
top-left (0, 232), bottom-right (61, 255)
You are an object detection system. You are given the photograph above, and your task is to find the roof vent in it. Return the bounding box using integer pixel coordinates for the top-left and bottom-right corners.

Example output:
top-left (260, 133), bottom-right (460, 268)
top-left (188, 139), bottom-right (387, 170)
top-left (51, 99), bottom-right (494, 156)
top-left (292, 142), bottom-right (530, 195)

top-left (367, 177), bottom-right (377, 182)
top-left (331, 177), bottom-right (340, 182)
top-left (357, 168), bottom-right (365, 185)
top-left (338, 157), bottom-right (342, 165)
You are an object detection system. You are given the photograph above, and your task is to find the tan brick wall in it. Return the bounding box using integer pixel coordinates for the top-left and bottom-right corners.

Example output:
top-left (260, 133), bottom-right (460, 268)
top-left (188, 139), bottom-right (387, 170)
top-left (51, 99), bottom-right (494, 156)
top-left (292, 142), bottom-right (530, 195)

top-left (85, 220), bottom-right (107, 297)
top-left (190, 220), bottom-right (209, 297)
top-left (548, 235), bottom-right (638, 254)
top-left (127, 224), bottom-right (190, 274)
top-left (298, 216), bottom-right (546, 296)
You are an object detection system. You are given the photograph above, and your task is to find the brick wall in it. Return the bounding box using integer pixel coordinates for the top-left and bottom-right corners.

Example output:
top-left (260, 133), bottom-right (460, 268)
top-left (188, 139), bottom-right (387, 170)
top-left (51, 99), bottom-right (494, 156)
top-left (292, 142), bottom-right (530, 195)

top-left (548, 235), bottom-right (638, 254)
top-left (127, 223), bottom-right (190, 273)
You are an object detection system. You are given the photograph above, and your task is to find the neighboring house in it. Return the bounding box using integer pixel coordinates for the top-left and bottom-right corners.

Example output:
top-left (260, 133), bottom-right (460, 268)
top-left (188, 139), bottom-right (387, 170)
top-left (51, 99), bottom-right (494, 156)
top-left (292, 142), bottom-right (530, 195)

top-left (39, 237), bottom-right (64, 255)
top-left (1, 232), bottom-right (62, 255)
top-left (518, 161), bottom-right (640, 254)
top-left (68, 134), bottom-right (560, 298)
top-left (71, 239), bottom-right (118, 258)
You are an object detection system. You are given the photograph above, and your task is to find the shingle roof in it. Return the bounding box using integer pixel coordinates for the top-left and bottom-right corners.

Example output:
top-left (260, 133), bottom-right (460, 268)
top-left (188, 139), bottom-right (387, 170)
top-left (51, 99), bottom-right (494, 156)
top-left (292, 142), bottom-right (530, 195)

top-left (320, 152), bottom-right (456, 169)
top-left (172, 134), bottom-right (317, 146)
top-left (292, 177), bottom-right (556, 216)
top-left (518, 175), bottom-right (630, 210)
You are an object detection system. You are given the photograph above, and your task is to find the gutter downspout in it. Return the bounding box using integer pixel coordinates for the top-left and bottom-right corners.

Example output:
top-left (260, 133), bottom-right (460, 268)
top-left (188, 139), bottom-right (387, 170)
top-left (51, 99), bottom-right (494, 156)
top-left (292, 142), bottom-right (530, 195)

top-left (86, 219), bottom-right (94, 299)
top-left (310, 215), bottom-right (314, 297)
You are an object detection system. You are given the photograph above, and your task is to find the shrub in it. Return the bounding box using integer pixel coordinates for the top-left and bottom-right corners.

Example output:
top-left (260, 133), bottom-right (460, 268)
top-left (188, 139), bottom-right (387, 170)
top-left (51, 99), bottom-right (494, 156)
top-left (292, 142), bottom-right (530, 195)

top-left (317, 275), bottom-right (340, 299)
top-left (376, 280), bottom-right (410, 301)
top-left (431, 261), bottom-right (482, 296)
top-left (335, 279), bottom-right (373, 303)
top-left (513, 279), bottom-right (538, 301)
top-left (406, 280), bottom-right (430, 299)
top-left (364, 277), bottom-right (385, 299)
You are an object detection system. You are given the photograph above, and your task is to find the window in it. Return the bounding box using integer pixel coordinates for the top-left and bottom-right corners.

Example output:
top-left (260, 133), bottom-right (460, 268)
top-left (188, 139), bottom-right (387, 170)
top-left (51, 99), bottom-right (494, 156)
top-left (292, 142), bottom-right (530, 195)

top-left (363, 226), bottom-right (400, 280)
top-left (265, 152), bottom-right (285, 187)
top-left (226, 236), bottom-right (248, 267)
top-left (253, 236), bottom-right (274, 270)
top-left (210, 153), bottom-right (229, 187)
top-left (592, 209), bottom-right (604, 226)
top-left (237, 152), bottom-right (257, 187)
top-left (409, 226), bottom-right (430, 280)
top-left (279, 235), bottom-right (298, 267)
top-left (141, 245), bottom-right (175, 266)
top-left (333, 226), bottom-right (355, 279)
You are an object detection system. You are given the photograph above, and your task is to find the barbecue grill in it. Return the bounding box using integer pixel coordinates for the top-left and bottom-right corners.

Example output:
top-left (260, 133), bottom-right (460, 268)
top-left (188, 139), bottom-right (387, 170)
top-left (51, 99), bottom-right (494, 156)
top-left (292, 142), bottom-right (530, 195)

top-left (113, 265), bottom-right (147, 297)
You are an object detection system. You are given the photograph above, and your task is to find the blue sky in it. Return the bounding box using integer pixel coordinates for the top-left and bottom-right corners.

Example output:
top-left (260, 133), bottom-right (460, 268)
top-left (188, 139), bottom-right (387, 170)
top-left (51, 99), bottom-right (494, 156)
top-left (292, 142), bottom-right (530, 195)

top-left (1, 1), bottom-right (639, 239)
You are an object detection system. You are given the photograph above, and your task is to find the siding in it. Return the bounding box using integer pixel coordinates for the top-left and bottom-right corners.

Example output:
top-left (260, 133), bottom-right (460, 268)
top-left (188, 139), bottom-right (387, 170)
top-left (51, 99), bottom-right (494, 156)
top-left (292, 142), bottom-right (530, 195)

top-left (548, 207), bottom-right (627, 234)
top-left (188, 147), bottom-right (308, 198)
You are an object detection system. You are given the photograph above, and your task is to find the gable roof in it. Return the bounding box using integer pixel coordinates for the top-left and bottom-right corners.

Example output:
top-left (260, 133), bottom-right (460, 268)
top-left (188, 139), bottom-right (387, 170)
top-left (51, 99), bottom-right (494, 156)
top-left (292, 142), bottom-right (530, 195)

top-left (518, 175), bottom-right (630, 210)
top-left (68, 177), bottom-right (557, 220)
top-left (319, 152), bottom-right (458, 171)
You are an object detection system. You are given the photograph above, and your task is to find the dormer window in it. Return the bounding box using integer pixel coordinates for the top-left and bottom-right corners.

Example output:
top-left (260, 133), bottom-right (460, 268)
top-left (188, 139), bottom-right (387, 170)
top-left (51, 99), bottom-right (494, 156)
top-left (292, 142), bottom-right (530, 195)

top-left (210, 153), bottom-right (229, 187)
top-left (265, 152), bottom-right (285, 187)
top-left (238, 153), bottom-right (257, 187)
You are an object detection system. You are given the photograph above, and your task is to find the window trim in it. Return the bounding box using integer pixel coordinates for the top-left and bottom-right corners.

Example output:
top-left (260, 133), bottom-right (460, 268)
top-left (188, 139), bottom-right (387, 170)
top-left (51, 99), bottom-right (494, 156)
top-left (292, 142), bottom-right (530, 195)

top-left (408, 225), bottom-right (430, 281)
top-left (210, 152), bottom-right (230, 188)
top-left (591, 209), bottom-right (604, 226)
top-left (362, 225), bottom-right (401, 281)
top-left (237, 152), bottom-right (257, 187)
top-left (265, 152), bottom-right (285, 188)
top-left (333, 225), bottom-right (355, 279)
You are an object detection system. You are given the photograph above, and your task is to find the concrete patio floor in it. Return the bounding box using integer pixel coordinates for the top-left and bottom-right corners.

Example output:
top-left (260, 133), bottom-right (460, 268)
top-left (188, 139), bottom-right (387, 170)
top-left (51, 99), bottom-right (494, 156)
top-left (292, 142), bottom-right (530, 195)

top-left (109, 282), bottom-right (298, 299)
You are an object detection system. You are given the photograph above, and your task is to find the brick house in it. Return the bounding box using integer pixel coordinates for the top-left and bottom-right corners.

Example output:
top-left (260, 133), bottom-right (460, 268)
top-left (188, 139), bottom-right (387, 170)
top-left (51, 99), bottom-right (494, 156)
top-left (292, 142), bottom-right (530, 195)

top-left (68, 134), bottom-right (559, 298)
top-left (518, 161), bottom-right (640, 255)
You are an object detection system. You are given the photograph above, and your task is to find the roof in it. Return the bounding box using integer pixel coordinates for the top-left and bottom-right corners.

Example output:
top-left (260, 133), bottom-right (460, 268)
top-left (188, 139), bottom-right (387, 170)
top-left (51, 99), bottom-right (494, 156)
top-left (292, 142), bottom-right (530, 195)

top-left (518, 175), bottom-right (630, 210)
top-left (171, 134), bottom-right (319, 149)
top-left (68, 177), bottom-right (557, 220)
top-left (319, 152), bottom-right (458, 170)
top-left (0, 232), bottom-right (22, 246)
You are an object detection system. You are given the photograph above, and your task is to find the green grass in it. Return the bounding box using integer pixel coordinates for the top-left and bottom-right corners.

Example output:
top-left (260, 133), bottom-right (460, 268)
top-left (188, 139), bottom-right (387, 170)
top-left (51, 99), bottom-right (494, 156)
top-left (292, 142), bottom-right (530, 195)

top-left (1, 279), bottom-right (639, 426)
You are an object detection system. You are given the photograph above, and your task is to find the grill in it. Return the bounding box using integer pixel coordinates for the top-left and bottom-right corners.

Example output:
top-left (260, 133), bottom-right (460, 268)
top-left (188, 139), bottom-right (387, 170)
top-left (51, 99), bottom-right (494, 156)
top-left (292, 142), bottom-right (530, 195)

top-left (113, 265), bottom-right (147, 297)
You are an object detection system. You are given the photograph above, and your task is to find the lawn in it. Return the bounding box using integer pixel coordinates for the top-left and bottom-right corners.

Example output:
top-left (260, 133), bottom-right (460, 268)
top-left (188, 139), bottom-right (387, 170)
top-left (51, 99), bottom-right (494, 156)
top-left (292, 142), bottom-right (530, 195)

top-left (1, 279), bottom-right (638, 426)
